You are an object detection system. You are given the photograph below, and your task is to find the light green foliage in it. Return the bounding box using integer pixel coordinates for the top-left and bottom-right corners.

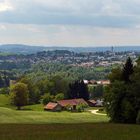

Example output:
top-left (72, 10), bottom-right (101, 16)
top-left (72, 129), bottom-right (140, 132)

top-left (32, 62), bottom-right (110, 80)
top-left (76, 103), bottom-right (88, 112)
top-left (19, 73), bottom-right (72, 104)
top-left (42, 93), bottom-right (54, 105)
top-left (54, 93), bottom-right (64, 102)
top-left (42, 93), bottom-right (64, 105)
top-left (10, 82), bottom-right (29, 110)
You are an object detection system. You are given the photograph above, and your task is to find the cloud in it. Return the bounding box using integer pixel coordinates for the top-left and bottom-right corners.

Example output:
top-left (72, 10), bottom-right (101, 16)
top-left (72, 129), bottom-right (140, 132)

top-left (0, 0), bottom-right (140, 46)
top-left (0, 24), bottom-right (6, 30)
top-left (1, 23), bottom-right (140, 46)
top-left (0, 0), bottom-right (13, 12)
top-left (0, 0), bottom-right (139, 28)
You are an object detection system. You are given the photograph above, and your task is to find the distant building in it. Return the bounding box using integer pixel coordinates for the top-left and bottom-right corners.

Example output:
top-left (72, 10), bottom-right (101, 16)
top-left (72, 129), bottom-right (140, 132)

top-left (111, 46), bottom-right (114, 53)
top-left (44, 102), bottom-right (62, 112)
top-left (87, 100), bottom-right (97, 107)
top-left (89, 80), bottom-right (97, 85)
top-left (58, 98), bottom-right (88, 110)
top-left (97, 80), bottom-right (110, 85)
top-left (83, 80), bottom-right (89, 84)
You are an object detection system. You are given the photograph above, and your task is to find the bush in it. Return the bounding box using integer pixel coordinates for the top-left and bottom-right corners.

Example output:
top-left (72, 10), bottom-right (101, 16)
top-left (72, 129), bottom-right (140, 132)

top-left (66, 104), bottom-right (73, 111)
top-left (76, 103), bottom-right (88, 112)
top-left (76, 105), bottom-right (83, 112)
top-left (0, 87), bottom-right (9, 94)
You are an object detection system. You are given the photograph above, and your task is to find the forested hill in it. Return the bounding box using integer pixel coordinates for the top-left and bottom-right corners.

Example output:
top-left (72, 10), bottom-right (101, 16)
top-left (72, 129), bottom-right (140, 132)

top-left (0, 44), bottom-right (45, 54)
top-left (0, 44), bottom-right (140, 54)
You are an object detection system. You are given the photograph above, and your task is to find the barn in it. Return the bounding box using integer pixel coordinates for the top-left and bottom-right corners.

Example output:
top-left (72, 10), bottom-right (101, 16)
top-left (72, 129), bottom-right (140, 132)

top-left (44, 102), bottom-right (62, 112)
top-left (58, 98), bottom-right (88, 110)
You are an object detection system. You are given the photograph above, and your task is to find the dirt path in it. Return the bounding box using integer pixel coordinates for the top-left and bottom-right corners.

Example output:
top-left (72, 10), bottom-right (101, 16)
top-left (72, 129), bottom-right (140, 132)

top-left (89, 110), bottom-right (107, 116)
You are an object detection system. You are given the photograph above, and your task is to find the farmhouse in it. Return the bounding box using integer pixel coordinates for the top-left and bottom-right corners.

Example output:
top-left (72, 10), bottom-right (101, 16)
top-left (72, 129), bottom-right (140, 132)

top-left (87, 100), bottom-right (97, 107)
top-left (97, 80), bottom-right (110, 85)
top-left (44, 102), bottom-right (62, 111)
top-left (58, 98), bottom-right (88, 110)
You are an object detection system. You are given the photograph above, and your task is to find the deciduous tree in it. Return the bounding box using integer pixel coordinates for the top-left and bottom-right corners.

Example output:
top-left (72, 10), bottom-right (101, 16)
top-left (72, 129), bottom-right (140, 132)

top-left (10, 82), bottom-right (29, 110)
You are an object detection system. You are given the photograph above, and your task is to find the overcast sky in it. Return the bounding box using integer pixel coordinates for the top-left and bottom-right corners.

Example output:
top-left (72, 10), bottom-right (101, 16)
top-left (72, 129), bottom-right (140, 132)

top-left (0, 0), bottom-right (140, 47)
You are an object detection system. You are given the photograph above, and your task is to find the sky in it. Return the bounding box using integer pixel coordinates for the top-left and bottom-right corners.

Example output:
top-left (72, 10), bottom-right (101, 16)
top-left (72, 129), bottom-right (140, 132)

top-left (0, 0), bottom-right (140, 47)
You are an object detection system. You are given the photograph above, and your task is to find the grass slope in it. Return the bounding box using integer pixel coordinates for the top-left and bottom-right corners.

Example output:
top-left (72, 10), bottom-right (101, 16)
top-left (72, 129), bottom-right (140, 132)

top-left (0, 94), bottom-right (10, 107)
top-left (0, 107), bottom-right (109, 124)
top-left (0, 95), bottom-right (139, 140)
top-left (0, 94), bottom-right (108, 124)
top-left (0, 123), bottom-right (140, 140)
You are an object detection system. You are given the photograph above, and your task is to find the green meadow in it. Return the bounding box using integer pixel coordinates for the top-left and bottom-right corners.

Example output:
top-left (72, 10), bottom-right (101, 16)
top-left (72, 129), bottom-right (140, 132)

top-left (0, 94), bottom-right (108, 124)
top-left (0, 107), bottom-right (108, 124)
top-left (0, 95), bottom-right (139, 140)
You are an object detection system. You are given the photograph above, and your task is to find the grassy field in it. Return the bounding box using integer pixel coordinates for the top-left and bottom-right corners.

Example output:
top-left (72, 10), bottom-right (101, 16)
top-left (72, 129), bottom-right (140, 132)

top-left (0, 123), bottom-right (140, 140)
top-left (0, 94), bottom-right (11, 107)
top-left (23, 104), bottom-right (44, 111)
top-left (0, 107), bottom-right (109, 124)
top-left (0, 94), bottom-right (108, 124)
top-left (0, 95), bottom-right (139, 140)
top-left (94, 66), bottom-right (105, 72)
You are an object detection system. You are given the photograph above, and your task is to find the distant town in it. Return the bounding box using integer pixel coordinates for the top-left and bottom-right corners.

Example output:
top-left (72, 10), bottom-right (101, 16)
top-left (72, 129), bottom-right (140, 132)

top-left (0, 46), bottom-right (139, 69)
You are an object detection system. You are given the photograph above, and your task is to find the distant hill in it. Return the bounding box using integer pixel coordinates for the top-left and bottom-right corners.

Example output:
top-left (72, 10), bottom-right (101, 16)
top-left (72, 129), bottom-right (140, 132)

top-left (0, 44), bottom-right (46, 54)
top-left (0, 44), bottom-right (140, 54)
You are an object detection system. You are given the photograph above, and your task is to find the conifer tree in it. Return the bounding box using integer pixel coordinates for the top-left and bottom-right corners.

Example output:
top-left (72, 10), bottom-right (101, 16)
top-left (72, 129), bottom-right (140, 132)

top-left (122, 57), bottom-right (134, 83)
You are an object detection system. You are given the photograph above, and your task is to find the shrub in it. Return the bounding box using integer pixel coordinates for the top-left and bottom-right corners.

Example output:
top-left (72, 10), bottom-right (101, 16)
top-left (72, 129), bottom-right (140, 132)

top-left (66, 104), bottom-right (73, 111)
top-left (0, 87), bottom-right (9, 94)
top-left (76, 103), bottom-right (87, 112)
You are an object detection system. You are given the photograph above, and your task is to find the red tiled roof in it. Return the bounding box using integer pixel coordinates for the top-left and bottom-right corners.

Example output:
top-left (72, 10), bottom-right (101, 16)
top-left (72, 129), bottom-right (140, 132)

top-left (44, 102), bottom-right (58, 110)
top-left (58, 98), bottom-right (88, 107)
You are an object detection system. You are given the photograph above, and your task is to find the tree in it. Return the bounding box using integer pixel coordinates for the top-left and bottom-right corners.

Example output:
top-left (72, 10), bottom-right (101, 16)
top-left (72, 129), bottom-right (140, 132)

top-left (10, 82), bottom-right (29, 110)
top-left (122, 57), bottom-right (134, 83)
top-left (79, 80), bottom-right (89, 100)
top-left (104, 57), bottom-right (138, 123)
top-left (69, 81), bottom-right (79, 99)
top-left (93, 85), bottom-right (104, 98)
top-left (49, 75), bottom-right (70, 96)
top-left (54, 93), bottom-right (64, 102)
top-left (104, 81), bottom-right (136, 123)
top-left (20, 76), bottom-right (42, 104)
top-left (42, 93), bottom-right (54, 105)
top-left (69, 80), bottom-right (89, 100)
top-left (108, 67), bottom-right (122, 83)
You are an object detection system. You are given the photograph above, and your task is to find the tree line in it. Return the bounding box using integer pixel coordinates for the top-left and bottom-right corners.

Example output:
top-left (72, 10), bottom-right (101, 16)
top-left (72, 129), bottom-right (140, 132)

top-left (10, 74), bottom-right (90, 109)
